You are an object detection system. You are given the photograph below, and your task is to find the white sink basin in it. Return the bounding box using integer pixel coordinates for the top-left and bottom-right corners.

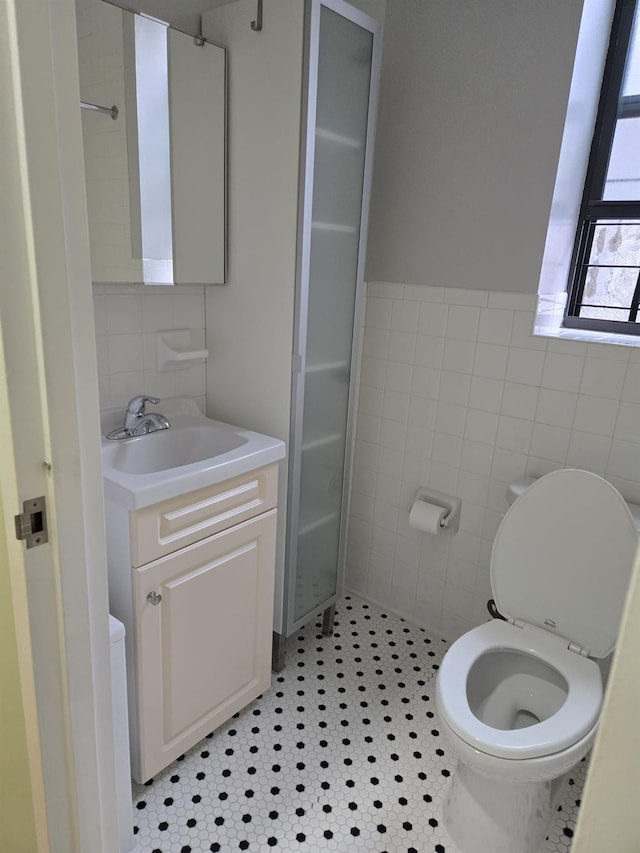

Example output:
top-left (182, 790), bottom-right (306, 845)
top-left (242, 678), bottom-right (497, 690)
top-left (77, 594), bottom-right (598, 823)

top-left (109, 424), bottom-right (248, 475)
top-left (101, 398), bottom-right (286, 510)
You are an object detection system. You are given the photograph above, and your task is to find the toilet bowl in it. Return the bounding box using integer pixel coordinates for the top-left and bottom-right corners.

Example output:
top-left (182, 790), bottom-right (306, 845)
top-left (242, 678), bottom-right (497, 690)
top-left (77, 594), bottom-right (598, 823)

top-left (435, 469), bottom-right (638, 853)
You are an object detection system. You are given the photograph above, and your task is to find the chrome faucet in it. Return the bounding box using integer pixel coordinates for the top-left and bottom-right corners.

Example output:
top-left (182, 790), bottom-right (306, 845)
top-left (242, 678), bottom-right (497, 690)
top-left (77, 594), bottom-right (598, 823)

top-left (106, 395), bottom-right (171, 440)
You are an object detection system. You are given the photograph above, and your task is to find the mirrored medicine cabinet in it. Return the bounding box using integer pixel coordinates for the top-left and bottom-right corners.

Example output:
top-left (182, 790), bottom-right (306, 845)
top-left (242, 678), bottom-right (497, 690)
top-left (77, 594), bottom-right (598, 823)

top-left (78, 0), bottom-right (226, 284)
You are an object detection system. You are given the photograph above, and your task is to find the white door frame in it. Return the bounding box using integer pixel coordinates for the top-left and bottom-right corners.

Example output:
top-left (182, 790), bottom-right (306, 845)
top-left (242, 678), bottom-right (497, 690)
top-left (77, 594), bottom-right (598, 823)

top-left (1, 0), bottom-right (117, 850)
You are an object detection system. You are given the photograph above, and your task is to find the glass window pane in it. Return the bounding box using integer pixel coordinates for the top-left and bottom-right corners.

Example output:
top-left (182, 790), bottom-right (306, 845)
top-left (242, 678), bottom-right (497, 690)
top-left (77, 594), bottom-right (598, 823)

top-left (623, 8), bottom-right (640, 96)
top-left (580, 306), bottom-right (633, 321)
top-left (586, 221), bottom-right (640, 266)
top-left (579, 265), bottom-right (639, 314)
top-left (604, 117), bottom-right (640, 199)
top-left (579, 221), bottom-right (640, 320)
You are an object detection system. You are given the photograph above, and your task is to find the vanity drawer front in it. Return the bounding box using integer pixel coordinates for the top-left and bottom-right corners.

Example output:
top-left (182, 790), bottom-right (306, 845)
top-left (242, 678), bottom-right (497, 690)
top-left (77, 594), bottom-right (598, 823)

top-left (131, 463), bottom-right (278, 566)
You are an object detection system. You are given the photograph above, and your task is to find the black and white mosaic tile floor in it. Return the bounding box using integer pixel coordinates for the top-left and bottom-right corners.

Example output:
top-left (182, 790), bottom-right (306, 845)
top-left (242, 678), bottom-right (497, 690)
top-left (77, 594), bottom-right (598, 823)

top-left (132, 595), bottom-right (586, 853)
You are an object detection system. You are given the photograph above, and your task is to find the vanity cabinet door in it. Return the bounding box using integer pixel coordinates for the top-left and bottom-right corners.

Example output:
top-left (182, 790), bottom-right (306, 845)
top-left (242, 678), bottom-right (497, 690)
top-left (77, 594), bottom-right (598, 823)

top-left (132, 509), bottom-right (277, 783)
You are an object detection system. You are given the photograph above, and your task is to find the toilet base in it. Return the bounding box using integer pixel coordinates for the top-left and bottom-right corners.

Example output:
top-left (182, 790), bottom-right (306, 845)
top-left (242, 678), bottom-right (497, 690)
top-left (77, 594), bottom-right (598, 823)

top-left (443, 762), bottom-right (568, 853)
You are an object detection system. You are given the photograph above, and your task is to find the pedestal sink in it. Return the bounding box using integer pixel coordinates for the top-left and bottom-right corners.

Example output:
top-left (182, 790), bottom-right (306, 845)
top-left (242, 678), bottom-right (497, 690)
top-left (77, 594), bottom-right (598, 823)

top-left (101, 397), bottom-right (286, 509)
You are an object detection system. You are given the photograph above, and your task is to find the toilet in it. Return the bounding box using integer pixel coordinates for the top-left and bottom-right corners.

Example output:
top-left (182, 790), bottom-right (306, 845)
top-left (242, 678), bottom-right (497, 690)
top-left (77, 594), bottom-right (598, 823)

top-left (435, 469), bottom-right (639, 853)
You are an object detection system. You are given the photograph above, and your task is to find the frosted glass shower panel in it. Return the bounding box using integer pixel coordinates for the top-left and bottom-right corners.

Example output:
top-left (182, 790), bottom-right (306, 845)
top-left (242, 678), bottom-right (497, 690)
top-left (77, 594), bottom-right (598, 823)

top-left (293, 7), bottom-right (373, 624)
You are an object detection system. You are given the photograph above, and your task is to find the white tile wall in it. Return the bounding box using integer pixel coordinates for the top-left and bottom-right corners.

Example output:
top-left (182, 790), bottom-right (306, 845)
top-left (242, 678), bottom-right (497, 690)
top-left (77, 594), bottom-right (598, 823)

top-left (346, 281), bottom-right (640, 642)
top-left (93, 284), bottom-right (206, 412)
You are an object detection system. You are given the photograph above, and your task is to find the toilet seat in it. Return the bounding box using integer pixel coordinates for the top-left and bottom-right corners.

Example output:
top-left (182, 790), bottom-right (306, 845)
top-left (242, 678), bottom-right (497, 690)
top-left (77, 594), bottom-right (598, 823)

top-left (436, 619), bottom-right (602, 760)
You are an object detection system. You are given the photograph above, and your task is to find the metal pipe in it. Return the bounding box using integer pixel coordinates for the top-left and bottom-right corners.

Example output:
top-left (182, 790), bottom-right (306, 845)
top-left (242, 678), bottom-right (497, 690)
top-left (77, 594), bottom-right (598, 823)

top-left (80, 101), bottom-right (119, 120)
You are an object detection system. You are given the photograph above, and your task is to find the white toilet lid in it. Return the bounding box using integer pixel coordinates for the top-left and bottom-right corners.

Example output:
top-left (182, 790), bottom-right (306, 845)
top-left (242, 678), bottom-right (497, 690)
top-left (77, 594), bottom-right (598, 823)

top-left (491, 469), bottom-right (638, 659)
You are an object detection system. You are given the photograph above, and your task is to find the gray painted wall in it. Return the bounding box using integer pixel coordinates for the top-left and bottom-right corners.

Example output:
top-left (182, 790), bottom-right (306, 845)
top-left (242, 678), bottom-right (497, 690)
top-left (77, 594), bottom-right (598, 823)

top-left (366, 0), bottom-right (585, 294)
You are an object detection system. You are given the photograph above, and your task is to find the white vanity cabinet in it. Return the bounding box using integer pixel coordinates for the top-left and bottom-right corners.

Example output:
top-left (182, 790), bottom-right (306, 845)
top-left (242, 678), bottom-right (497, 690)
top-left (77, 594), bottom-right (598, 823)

top-left (105, 463), bottom-right (279, 783)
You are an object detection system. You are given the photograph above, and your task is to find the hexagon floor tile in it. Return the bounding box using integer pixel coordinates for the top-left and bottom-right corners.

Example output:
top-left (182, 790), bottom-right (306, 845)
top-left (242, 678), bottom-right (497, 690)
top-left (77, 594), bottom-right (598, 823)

top-left (132, 595), bottom-right (585, 852)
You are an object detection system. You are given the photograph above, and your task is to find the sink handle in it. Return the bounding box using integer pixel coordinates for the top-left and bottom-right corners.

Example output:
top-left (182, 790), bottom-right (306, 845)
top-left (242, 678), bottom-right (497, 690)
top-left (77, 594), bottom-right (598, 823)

top-left (124, 395), bottom-right (161, 431)
top-left (127, 395), bottom-right (160, 416)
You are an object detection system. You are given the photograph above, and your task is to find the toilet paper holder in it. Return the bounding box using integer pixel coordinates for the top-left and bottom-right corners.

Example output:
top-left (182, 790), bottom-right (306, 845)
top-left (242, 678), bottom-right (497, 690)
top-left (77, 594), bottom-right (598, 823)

top-left (410, 488), bottom-right (462, 533)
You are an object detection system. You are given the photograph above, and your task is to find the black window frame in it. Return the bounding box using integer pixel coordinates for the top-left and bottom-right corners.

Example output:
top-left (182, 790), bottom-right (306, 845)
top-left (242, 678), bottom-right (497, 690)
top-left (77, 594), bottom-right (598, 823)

top-left (564, 0), bottom-right (640, 335)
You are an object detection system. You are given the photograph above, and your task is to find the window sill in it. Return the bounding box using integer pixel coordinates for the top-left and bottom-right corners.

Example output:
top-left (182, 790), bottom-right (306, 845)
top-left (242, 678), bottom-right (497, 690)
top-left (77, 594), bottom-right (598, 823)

top-left (535, 324), bottom-right (640, 349)
top-left (534, 292), bottom-right (640, 349)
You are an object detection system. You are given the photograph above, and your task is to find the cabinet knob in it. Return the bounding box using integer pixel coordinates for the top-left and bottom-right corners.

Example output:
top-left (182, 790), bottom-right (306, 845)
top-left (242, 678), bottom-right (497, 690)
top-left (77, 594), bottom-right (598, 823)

top-left (147, 590), bottom-right (162, 605)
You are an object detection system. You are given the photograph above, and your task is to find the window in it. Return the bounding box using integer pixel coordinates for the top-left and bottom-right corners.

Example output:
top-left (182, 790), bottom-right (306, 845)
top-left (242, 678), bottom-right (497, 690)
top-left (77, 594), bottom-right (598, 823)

top-left (564, 0), bottom-right (640, 334)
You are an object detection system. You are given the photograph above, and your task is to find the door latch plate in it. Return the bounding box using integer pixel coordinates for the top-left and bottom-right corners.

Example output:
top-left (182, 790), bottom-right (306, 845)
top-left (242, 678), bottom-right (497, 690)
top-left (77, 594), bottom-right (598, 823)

top-left (15, 496), bottom-right (48, 548)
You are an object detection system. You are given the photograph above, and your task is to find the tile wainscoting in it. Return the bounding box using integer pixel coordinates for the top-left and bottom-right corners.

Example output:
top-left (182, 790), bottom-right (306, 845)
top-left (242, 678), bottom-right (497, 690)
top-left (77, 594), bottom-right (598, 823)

top-left (346, 281), bottom-right (640, 642)
top-left (93, 284), bottom-right (207, 413)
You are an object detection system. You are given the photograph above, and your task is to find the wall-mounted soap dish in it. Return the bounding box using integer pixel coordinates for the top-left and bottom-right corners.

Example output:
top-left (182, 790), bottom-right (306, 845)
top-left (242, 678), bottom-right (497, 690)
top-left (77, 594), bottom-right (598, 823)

top-left (157, 329), bottom-right (208, 372)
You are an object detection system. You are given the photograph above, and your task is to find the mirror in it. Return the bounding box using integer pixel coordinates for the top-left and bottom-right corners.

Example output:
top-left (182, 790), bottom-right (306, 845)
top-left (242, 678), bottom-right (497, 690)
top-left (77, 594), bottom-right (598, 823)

top-left (77, 0), bottom-right (226, 284)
